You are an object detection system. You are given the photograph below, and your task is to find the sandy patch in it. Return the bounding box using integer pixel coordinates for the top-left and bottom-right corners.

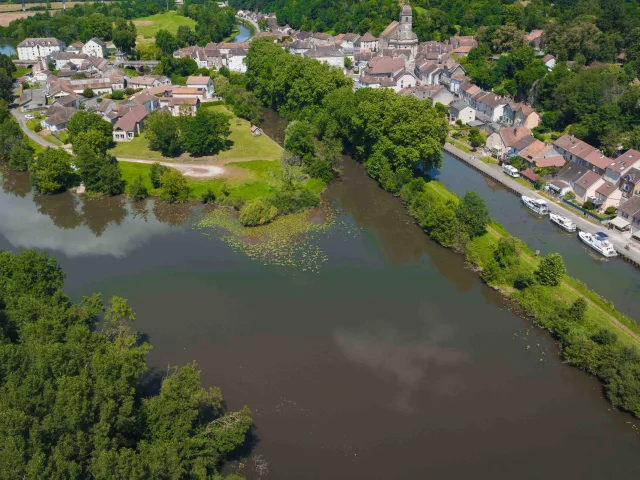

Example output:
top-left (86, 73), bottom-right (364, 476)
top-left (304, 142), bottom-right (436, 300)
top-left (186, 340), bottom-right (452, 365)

top-left (133, 20), bottom-right (154, 26)
top-left (119, 158), bottom-right (225, 179)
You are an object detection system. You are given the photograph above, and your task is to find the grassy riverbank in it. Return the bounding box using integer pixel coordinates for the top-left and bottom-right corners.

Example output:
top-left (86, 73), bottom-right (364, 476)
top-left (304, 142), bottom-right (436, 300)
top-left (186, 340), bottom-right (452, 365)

top-left (402, 173), bottom-right (640, 417)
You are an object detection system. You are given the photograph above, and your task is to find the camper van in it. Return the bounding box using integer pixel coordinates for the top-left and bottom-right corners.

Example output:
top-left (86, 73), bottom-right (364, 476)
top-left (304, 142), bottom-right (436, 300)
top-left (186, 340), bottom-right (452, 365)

top-left (503, 164), bottom-right (520, 178)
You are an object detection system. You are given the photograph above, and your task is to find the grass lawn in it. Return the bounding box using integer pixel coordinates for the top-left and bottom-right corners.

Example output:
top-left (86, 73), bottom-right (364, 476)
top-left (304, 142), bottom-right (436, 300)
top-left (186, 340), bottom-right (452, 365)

top-left (12, 67), bottom-right (30, 79)
top-left (134, 11), bottom-right (196, 39)
top-left (109, 107), bottom-right (282, 162)
top-left (449, 139), bottom-right (472, 153)
top-left (26, 117), bottom-right (62, 146)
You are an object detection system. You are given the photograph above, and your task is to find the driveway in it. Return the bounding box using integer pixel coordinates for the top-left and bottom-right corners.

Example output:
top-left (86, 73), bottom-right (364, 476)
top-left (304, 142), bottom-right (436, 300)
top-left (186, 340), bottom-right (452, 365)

top-left (10, 108), bottom-right (54, 149)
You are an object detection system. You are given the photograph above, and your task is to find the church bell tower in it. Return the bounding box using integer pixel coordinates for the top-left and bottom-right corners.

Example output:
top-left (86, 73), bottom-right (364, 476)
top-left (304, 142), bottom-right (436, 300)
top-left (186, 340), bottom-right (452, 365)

top-left (399, 0), bottom-right (413, 39)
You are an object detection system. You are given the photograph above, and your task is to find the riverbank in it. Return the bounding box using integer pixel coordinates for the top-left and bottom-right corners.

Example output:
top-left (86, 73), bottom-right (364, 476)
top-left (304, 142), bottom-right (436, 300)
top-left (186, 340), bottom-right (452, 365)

top-left (444, 143), bottom-right (640, 268)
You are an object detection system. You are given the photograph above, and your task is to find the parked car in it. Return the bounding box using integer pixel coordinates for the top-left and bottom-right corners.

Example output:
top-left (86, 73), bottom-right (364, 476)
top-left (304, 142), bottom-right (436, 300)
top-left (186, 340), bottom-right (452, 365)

top-left (24, 114), bottom-right (34, 120)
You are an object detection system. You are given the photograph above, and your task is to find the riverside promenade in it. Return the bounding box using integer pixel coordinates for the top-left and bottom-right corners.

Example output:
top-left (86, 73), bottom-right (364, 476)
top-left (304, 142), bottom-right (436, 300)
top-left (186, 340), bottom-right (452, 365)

top-left (444, 143), bottom-right (640, 267)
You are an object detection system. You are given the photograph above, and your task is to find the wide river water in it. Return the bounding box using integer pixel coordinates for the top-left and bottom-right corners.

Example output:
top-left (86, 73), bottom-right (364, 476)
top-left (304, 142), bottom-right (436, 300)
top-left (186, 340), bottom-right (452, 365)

top-left (1, 150), bottom-right (640, 478)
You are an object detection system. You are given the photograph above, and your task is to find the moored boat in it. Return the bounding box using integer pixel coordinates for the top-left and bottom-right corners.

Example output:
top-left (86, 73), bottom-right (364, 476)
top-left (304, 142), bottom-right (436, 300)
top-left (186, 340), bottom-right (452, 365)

top-left (521, 196), bottom-right (549, 215)
top-left (549, 212), bottom-right (576, 232)
top-left (578, 231), bottom-right (617, 257)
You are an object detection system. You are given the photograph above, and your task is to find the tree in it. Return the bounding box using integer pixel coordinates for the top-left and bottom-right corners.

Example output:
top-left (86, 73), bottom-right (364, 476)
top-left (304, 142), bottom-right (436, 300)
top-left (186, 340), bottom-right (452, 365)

top-left (159, 169), bottom-right (190, 203)
top-left (177, 25), bottom-right (197, 46)
top-left (128, 174), bottom-right (149, 201)
top-left (239, 199), bottom-right (278, 226)
top-left (111, 89), bottom-right (124, 100)
top-left (72, 129), bottom-right (112, 155)
top-left (67, 111), bottom-right (113, 145)
top-left (149, 162), bottom-right (169, 188)
top-left (456, 191), bottom-right (490, 238)
top-left (8, 138), bottom-right (34, 172)
top-left (0, 117), bottom-right (24, 162)
top-left (535, 252), bottom-right (566, 286)
top-left (112, 19), bottom-right (137, 54)
top-left (468, 128), bottom-right (485, 150)
top-left (30, 148), bottom-right (78, 194)
top-left (284, 120), bottom-right (315, 157)
top-left (146, 111), bottom-right (183, 157)
top-left (155, 29), bottom-right (181, 56)
top-left (74, 145), bottom-right (124, 196)
top-left (82, 88), bottom-right (95, 98)
top-left (566, 297), bottom-right (588, 322)
top-left (201, 188), bottom-right (216, 204)
top-left (214, 75), bottom-right (230, 97)
top-left (0, 68), bottom-right (12, 102)
top-left (182, 109), bottom-right (231, 156)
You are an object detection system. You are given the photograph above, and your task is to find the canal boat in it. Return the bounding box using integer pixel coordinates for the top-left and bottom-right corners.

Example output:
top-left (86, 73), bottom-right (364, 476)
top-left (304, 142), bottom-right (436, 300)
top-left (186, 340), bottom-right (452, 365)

top-left (549, 213), bottom-right (576, 232)
top-left (578, 231), bottom-right (618, 257)
top-left (521, 196), bottom-right (549, 215)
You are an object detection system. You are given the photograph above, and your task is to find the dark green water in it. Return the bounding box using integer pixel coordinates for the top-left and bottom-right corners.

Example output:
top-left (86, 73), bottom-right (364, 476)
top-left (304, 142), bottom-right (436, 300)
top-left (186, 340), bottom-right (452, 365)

top-left (0, 161), bottom-right (639, 479)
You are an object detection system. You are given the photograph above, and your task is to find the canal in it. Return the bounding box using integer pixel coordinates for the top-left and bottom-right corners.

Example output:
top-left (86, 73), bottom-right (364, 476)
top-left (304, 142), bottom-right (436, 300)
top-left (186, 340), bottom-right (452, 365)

top-left (232, 22), bottom-right (252, 43)
top-left (431, 153), bottom-right (640, 323)
top-left (0, 156), bottom-right (639, 478)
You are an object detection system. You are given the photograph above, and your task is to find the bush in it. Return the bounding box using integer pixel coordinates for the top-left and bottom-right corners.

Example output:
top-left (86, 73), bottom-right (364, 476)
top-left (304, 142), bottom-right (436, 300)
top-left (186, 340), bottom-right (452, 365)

top-left (591, 328), bottom-right (617, 346)
top-left (513, 273), bottom-right (536, 290)
top-left (124, 87), bottom-right (135, 96)
top-left (566, 297), bottom-right (587, 322)
top-left (128, 175), bottom-right (149, 201)
top-left (201, 188), bottom-right (216, 204)
top-left (583, 200), bottom-right (596, 210)
top-left (111, 90), bottom-right (125, 100)
top-left (604, 206), bottom-right (616, 215)
top-left (149, 162), bottom-right (168, 188)
top-left (535, 253), bottom-right (566, 286)
top-left (34, 124), bottom-right (43, 132)
top-left (271, 186), bottom-right (320, 215)
top-left (159, 169), bottom-right (190, 203)
top-left (239, 200), bottom-right (278, 226)
top-left (565, 191), bottom-right (575, 199)
top-left (82, 88), bottom-right (95, 99)
top-left (222, 195), bottom-right (245, 211)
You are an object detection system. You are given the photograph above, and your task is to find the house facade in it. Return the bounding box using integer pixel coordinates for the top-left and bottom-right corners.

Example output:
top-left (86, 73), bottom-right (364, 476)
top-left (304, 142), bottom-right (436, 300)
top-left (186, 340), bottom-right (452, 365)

top-left (82, 38), bottom-right (107, 58)
top-left (17, 38), bottom-right (65, 60)
top-left (186, 75), bottom-right (215, 98)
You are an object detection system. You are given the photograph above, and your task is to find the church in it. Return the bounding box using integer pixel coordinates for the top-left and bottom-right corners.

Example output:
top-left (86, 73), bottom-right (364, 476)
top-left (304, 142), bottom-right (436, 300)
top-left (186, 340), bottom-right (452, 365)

top-left (378, 1), bottom-right (419, 57)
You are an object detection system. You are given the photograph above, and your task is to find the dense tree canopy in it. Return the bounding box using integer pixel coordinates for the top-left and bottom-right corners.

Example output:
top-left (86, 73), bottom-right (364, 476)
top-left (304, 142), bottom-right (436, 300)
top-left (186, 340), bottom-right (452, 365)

top-left (0, 249), bottom-right (252, 478)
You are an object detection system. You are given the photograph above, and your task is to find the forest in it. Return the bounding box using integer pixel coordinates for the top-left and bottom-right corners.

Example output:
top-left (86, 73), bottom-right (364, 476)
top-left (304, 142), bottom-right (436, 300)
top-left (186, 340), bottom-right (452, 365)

top-left (0, 249), bottom-right (252, 478)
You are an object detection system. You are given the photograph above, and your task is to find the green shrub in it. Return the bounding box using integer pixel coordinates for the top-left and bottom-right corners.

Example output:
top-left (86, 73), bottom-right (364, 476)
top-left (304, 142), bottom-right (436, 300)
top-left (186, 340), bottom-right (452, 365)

top-left (201, 188), bottom-right (216, 204)
top-left (159, 169), bottom-right (190, 203)
top-left (272, 186), bottom-right (320, 215)
top-left (535, 253), bottom-right (566, 286)
top-left (604, 206), bottom-right (616, 215)
top-left (111, 90), bottom-right (125, 100)
top-left (149, 162), bottom-right (168, 188)
top-left (34, 124), bottom-right (43, 132)
top-left (591, 328), bottom-right (617, 346)
top-left (128, 175), bottom-right (149, 201)
top-left (513, 272), bottom-right (536, 290)
top-left (582, 200), bottom-right (596, 210)
top-left (239, 200), bottom-right (278, 226)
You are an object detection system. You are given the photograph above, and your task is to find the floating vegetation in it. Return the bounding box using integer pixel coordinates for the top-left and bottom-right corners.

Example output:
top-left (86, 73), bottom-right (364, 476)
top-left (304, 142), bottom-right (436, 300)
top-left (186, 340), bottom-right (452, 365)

top-left (197, 205), bottom-right (338, 272)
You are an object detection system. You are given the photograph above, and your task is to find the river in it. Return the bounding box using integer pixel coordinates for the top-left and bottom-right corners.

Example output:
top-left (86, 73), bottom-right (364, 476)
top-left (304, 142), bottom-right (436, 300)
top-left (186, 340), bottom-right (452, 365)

top-left (0, 40), bottom-right (16, 56)
top-left (1, 148), bottom-right (640, 478)
top-left (233, 22), bottom-right (252, 43)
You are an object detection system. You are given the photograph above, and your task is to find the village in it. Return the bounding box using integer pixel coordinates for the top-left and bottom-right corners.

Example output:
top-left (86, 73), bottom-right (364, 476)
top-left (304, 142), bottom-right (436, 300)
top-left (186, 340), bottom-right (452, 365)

top-left (9, 2), bottom-right (640, 252)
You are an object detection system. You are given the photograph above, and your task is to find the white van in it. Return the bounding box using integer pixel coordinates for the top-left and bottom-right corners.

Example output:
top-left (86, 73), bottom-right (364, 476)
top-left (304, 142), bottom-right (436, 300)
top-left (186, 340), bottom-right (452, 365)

top-left (503, 164), bottom-right (520, 178)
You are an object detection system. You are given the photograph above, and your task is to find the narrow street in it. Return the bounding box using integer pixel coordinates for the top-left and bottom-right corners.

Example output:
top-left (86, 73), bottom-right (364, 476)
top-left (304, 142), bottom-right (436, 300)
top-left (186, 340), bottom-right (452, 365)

top-left (10, 108), bottom-right (58, 149)
top-left (444, 143), bottom-right (640, 265)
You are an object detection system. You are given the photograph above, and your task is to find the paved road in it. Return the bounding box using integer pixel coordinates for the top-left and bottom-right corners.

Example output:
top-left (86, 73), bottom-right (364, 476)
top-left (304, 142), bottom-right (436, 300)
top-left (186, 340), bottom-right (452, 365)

top-left (444, 143), bottom-right (640, 264)
top-left (11, 109), bottom-right (56, 149)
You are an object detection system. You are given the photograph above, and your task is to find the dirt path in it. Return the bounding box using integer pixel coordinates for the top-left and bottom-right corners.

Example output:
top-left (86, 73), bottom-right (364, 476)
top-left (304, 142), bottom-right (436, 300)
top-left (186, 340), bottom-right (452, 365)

top-left (117, 158), bottom-right (225, 179)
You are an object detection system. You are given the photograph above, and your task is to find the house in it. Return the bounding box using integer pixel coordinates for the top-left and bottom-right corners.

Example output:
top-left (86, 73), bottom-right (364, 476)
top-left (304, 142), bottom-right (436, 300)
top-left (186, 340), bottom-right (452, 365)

top-left (391, 69), bottom-right (418, 92)
top-left (227, 48), bottom-right (248, 73)
top-left (604, 149), bottom-right (640, 187)
top-left (459, 81), bottom-right (481, 104)
top-left (358, 32), bottom-right (378, 52)
top-left (66, 41), bottom-right (84, 54)
top-left (289, 40), bottom-right (312, 56)
top-left (41, 104), bottom-right (74, 131)
top-left (616, 195), bottom-right (640, 232)
top-left (54, 92), bottom-right (82, 109)
top-left (400, 85), bottom-right (454, 105)
top-left (357, 76), bottom-right (383, 89)
top-left (18, 89), bottom-right (47, 110)
top-left (520, 168), bottom-right (539, 184)
top-left (310, 32), bottom-right (334, 46)
top-left (251, 125), bottom-right (262, 136)
top-left (171, 87), bottom-right (206, 102)
top-left (553, 135), bottom-right (611, 174)
top-left (573, 170), bottom-right (605, 205)
top-left (524, 30), bottom-right (544, 50)
top-left (511, 103), bottom-right (540, 129)
top-left (167, 97), bottom-right (200, 116)
top-left (486, 127), bottom-right (532, 158)
top-left (517, 139), bottom-right (564, 169)
top-left (449, 100), bottom-right (476, 124)
top-left (474, 92), bottom-right (509, 122)
top-left (305, 45), bottom-right (344, 68)
top-left (112, 105), bottom-right (148, 142)
top-left (415, 59), bottom-right (441, 85)
top-left (619, 167), bottom-right (640, 199)
top-left (130, 92), bottom-right (160, 112)
top-left (365, 56), bottom-right (405, 79)
top-left (594, 181), bottom-right (623, 211)
top-left (543, 54), bottom-right (556, 71)
top-left (51, 51), bottom-right (88, 70)
top-left (17, 38), bottom-right (65, 60)
top-left (127, 75), bottom-right (171, 89)
top-left (338, 33), bottom-right (360, 53)
top-left (82, 38), bottom-right (107, 58)
top-left (186, 75), bottom-right (214, 98)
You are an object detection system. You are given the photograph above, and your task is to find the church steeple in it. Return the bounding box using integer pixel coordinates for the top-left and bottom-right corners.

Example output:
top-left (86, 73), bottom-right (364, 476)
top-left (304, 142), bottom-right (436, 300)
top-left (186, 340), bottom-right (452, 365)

top-left (400, 0), bottom-right (412, 38)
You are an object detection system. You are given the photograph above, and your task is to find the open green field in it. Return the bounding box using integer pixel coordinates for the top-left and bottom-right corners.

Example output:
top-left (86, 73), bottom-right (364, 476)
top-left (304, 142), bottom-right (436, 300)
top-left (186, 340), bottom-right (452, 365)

top-left (134, 11), bottom-right (196, 39)
top-left (109, 106), bottom-right (282, 162)
top-left (118, 159), bottom-right (289, 202)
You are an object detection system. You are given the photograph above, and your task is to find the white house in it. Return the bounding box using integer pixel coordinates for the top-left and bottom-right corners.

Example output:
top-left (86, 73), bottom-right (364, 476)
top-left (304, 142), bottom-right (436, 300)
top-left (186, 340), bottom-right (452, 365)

top-left (17, 38), bottom-right (65, 61)
top-left (227, 48), bottom-right (248, 73)
top-left (543, 54), bottom-right (556, 71)
top-left (449, 100), bottom-right (476, 124)
top-left (305, 46), bottom-right (345, 69)
top-left (82, 38), bottom-right (108, 58)
top-left (358, 32), bottom-right (378, 52)
top-left (186, 76), bottom-right (215, 98)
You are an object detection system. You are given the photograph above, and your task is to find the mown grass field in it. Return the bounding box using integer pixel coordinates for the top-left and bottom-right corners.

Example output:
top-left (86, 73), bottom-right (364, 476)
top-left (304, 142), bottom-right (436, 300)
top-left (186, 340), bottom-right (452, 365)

top-left (110, 106), bottom-right (282, 162)
top-left (134, 11), bottom-right (196, 39)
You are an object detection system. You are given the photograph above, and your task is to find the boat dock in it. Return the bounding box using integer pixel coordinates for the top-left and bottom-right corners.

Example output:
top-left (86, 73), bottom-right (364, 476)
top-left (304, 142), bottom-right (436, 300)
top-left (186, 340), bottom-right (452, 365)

top-left (443, 143), bottom-right (640, 269)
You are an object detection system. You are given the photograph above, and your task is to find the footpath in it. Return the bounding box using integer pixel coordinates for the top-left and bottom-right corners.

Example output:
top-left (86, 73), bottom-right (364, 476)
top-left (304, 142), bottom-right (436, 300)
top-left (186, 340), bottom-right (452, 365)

top-left (443, 143), bottom-right (640, 267)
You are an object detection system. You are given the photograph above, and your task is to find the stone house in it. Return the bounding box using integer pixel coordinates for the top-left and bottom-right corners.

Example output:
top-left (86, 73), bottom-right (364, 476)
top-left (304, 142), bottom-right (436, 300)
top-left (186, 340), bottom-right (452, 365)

top-left (82, 38), bottom-right (107, 58)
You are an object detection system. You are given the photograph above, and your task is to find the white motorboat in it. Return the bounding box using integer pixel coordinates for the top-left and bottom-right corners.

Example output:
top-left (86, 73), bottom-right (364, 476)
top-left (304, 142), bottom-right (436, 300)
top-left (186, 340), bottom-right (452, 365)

top-left (578, 231), bottom-right (618, 257)
top-left (521, 196), bottom-right (549, 215)
top-left (549, 213), bottom-right (576, 232)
